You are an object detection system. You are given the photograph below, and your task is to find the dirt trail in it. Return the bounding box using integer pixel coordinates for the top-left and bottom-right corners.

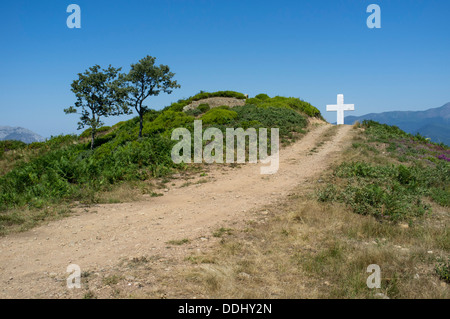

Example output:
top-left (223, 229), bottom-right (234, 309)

top-left (0, 123), bottom-right (353, 298)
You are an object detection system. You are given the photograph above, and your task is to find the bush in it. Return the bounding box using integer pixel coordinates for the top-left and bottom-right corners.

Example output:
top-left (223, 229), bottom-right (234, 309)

top-left (190, 91), bottom-right (247, 101)
top-left (245, 98), bottom-right (261, 105)
top-left (201, 108), bottom-right (238, 125)
top-left (254, 93), bottom-right (270, 101)
top-left (0, 135), bottom-right (178, 211)
top-left (197, 103), bottom-right (210, 113)
top-left (0, 140), bottom-right (27, 151)
top-left (0, 140), bottom-right (27, 159)
top-left (245, 94), bottom-right (322, 118)
top-left (317, 161), bottom-right (448, 221)
top-left (232, 104), bottom-right (307, 137)
top-left (435, 257), bottom-right (450, 283)
top-left (142, 111), bottom-right (195, 135)
top-left (185, 108), bottom-right (202, 117)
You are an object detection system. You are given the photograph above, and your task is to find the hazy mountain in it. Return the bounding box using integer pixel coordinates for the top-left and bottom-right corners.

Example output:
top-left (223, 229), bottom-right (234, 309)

top-left (344, 102), bottom-right (450, 146)
top-left (0, 126), bottom-right (45, 144)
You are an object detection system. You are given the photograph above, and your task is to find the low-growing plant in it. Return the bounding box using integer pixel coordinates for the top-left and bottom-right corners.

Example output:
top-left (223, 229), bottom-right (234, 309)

top-left (197, 103), bottom-right (210, 113)
top-left (435, 257), bottom-right (450, 283)
top-left (201, 108), bottom-right (238, 125)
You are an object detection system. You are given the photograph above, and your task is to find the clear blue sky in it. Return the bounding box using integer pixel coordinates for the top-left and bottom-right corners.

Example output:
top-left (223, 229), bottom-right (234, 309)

top-left (1, 0), bottom-right (449, 138)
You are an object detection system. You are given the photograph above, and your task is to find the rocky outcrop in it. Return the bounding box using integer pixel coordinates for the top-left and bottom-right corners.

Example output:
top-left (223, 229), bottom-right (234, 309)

top-left (183, 97), bottom-right (246, 111)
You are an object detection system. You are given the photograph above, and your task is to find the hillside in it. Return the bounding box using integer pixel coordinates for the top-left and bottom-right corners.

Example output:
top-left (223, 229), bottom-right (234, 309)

top-left (0, 91), bottom-right (321, 216)
top-left (344, 102), bottom-right (450, 146)
top-left (0, 92), bottom-right (448, 299)
top-left (0, 126), bottom-right (45, 144)
top-left (0, 118), bottom-right (448, 299)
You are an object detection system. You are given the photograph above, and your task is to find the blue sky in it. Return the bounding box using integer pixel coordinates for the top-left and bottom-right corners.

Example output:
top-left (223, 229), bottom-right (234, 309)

top-left (0, 0), bottom-right (449, 138)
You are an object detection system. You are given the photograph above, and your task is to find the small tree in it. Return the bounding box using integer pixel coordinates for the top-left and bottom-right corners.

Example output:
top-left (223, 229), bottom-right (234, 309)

top-left (65, 65), bottom-right (130, 149)
top-left (127, 55), bottom-right (180, 138)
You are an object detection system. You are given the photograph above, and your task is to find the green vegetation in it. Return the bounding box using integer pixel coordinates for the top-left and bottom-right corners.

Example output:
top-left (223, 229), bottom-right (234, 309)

top-left (167, 238), bottom-right (190, 245)
top-left (201, 108), bottom-right (238, 125)
top-left (197, 103), bottom-right (210, 113)
top-left (435, 257), bottom-right (450, 283)
top-left (167, 121), bottom-right (449, 299)
top-left (0, 90), bottom-right (317, 234)
top-left (318, 120), bottom-right (449, 221)
top-left (64, 65), bottom-right (131, 150)
top-left (102, 274), bottom-right (122, 286)
top-left (213, 227), bottom-right (233, 238)
top-left (126, 55), bottom-right (180, 138)
top-left (0, 140), bottom-right (27, 161)
top-left (79, 126), bottom-right (111, 138)
top-left (245, 94), bottom-right (323, 118)
top-left (362, 120), bottom-right (449, 162)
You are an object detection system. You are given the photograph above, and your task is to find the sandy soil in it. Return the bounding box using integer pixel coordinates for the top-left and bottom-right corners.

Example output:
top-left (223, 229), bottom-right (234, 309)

top-left (0, 122), bottom-right (353, 298)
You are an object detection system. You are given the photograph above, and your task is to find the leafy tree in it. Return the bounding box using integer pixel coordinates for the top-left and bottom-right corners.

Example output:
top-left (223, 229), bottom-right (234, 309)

top-left (64, 65), bottom-right (131, 149)
top-left (127, 55), bottom-right (180, 138)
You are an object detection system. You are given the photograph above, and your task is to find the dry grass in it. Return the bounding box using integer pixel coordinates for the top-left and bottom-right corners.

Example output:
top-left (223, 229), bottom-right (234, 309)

top-left (0, 205), bottom-right (72, 236)
top-left (0, 147), bottom-right (43, 176)
top-left (172, 193), bottom-right (449, 299)
top-left (96, 182), bottom-right (143, 204)
top-left (308, 125), bottom-right (339, 155)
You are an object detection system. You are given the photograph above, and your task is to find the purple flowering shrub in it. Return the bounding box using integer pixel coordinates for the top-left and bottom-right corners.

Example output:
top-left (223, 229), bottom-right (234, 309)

top-left (438, 154), bottom-right (450, 162)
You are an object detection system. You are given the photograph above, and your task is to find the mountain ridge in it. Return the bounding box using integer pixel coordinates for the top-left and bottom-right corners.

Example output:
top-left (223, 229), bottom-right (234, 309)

top-left (344, 102), bottom-right (450, 145)
top-left (0, 126), bottom-right (45, 144)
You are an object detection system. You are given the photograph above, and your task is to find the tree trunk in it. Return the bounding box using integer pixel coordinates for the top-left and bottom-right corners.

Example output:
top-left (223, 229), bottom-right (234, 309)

top-left (91, 113), bottom-right (96, 150)
top-left (91, 128), bottom-right (95, 150)
top-left (139, 113), bottom-right (144, 138)
top-left (138, 101), bottom-right (144, 138)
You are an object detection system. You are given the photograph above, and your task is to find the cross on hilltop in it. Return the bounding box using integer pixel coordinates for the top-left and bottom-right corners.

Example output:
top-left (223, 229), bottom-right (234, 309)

top-left (326, 94), bottom-right (354, 125)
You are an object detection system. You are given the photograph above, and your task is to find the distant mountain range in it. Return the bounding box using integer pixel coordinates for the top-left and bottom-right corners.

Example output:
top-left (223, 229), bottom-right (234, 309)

top-left (0, 126), bottom-right (45, 144)
top-left (344, 102), bottom-right (450, 146)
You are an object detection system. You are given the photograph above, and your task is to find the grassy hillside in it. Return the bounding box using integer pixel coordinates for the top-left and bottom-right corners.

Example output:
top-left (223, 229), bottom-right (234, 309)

top-left (0, 91), bottom-right (321, 234)
top-left (160, 121), bottom-right (449, 299)
top-left (318, 120), bottom-right (450, 220)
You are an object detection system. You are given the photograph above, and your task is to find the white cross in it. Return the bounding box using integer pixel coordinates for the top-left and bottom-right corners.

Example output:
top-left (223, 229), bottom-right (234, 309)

top-left (326, 94), bottom-right (354, 125)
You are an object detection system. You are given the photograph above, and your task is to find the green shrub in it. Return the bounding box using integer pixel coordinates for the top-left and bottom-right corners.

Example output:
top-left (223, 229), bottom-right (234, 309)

top-left (245, 98), bottom-right (261, 105)
top-left (185, 108), bottom-right (202, 117)
top-left (0, 135), bottom-right (178, 211)
top-left (254, 93), bottom-right (270, 101)
top-left (142, 111), bottom-right (195, 135)
top-left (190, 91), bottom-right (246, 101)
top-left (430, 187), bottom-right (450, 207)
top-left (0, 140), bottom-right (27, 151)
top-left (244, 94), bottom-right (322, 118)
top-left (197, 103), bottom-right (210, 113)
top-left (0, 140), bottom-right (27, 159)
top-left (143, 109), bottom-right (161, 123)
top-left (201, 108), bottom-right (238, 125)
top-left (232, 105), bottom-right (307, 137)
top-left (318, 161), bottom-right (448, 221)
top-left (435, 257), bottom-right (450, 283)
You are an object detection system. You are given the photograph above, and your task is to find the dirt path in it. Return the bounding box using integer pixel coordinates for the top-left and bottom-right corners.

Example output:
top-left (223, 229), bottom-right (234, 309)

top-left (0, 123), bottom-right (353, 298)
